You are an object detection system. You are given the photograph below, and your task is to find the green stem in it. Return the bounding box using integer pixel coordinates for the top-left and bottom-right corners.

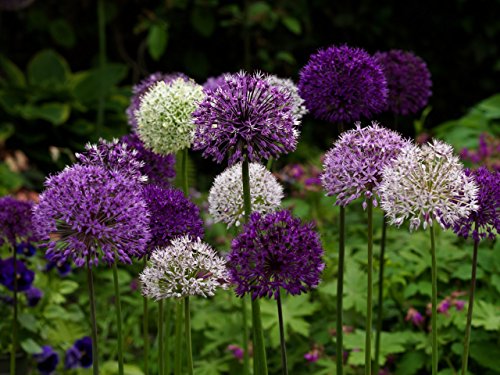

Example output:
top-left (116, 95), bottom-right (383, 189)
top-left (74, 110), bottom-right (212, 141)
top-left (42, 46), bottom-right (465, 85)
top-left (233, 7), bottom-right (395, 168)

top-left (10, 247), bottom-right (17, 375)
top-left (185, 297), bottom-right (193, 375)
top-left (430, 224), bottom-right (438, 375)
top-left (365, 200), bottom-right (373, 375)
top-left (336, 206), bottom-right (345, 375)
top-left (181, 148), bottom-right (189, 195)
top-left (461, 223), bottom-right (479, 375)
top-left (165, 299), bottom-right (172, 375)
top-left (277, 290), bottom-right (288, 375)
top-left (143, 258), bottom-right (149, 375)
top-left (241, 297), bottom-right (250, 375)
top-left (373, 218), bottom-right (387, 375)
top-left (96, 0), bottom-right (106, 136)
top-left (112, 262), bottom-right (124, 375)
top-left (174, 300), bottom-right (183, 375)
top-left (159, 300), bottom-right (164, 375)
top-left (86, 256), bottom-right (99, 375)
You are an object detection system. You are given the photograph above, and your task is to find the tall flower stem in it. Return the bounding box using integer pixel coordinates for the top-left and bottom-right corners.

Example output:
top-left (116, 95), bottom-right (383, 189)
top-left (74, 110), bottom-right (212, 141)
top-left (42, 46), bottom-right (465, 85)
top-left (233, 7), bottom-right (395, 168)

top-left (96, 0), bottom-right (106, 136)
top-left (336, 205), bottom-right (345, 375)
top-left (158, 300), bottom-right (164, 375)
top-left (112, 261), bottom-right (124, 375)
top-left (174, 300), bottom-right (183, 375)
top-left (242, 158), bottom-right (268, 375)
top-left (276, 289), bottom-right (288, 375)
top-left (365, 200), bottom-right (374, 375)
top-left (10, 247), bottom-right (18, 375)
top-left (461, 221), bottom-right (479, 375)
top-left (430, 224), bottom-right (438, 375)
top-left (241, 297), bottom-right (250, 375)
top-left (165, 300), bottom-right (172, 375)
top-left (86, 256), bottom-right (99, 375)
top-left (373, 218), bottom-right (387, 374)
top-left (143, 258), bottom-right (150, 375)
top-left (185, 297), bottom-right (194, 375)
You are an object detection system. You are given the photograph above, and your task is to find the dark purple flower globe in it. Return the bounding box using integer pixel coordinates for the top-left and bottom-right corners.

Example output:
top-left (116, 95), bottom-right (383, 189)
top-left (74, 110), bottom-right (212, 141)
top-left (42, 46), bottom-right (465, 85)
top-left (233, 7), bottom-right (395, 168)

top-left (453, 167), bottom-right (500, 241)
top-left (0, 257), bottom-right (34, 291)
top-left (228, 210), bottom-right (324, 299)
top-left (121, 133), bottom-right (176, 189)
top-left (374, 50), bottom-right (432, 116)
top-left (126, 72), bottom-right (189, 129)
top-left (65, 336), bottom-right (92, 369)
top-left (298, 45), bottom-right (388, 124)
top-left (33, 164), bottom-right (151, 267)
top-left (193, 71), bottom-right (299, 165)
top-left (34, 346), bottom-right (59, 375)
top-left (25, 286), bottom-right (43, 307)
top-left (0, 196), bottom-right (36, 247)
top-left (143, 185), bottom-right (204, 253)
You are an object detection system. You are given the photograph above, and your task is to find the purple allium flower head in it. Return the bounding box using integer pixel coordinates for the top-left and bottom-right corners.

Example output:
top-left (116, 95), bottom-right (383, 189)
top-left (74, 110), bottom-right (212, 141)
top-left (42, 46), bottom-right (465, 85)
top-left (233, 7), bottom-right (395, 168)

top-left (16, 242), bottom-right (36, 257)
top-left (453, 167), bottom-right (500, 241)
top-left (0, 257), bottom-right (34, 291)
top-left (228, 210), bottom-right (325, 300)
top-left (193, 71), bottom-right (299, 165)
top-left (374, 50), bottom-right (432, 116)
top-left (121, 133), bottom-right (176, 189)
top-left (65, 336), bottom-right (92, 369)
top-left (298, 45), bottom-right (388, 124)
top-left (203, 73), bottom-right (230, 92)
top-left (34, 346), bottom-right (59, 375)
top-left (126, 72), bottom-right (189, 129)
top-left (33, 164), bottom-right (150, 267)
top-left (25, 286), bottom-right (43, 307)
top-left (322, 122), bottom-right (410, 207)
top-left (143, 185), bottom-right (204, 253)
top-left (0, 196), bottom-right (36, 247)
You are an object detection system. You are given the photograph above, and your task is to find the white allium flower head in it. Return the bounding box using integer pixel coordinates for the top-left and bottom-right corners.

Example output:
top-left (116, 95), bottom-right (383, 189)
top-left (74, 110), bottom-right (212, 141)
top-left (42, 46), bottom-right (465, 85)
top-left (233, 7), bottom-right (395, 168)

top-left (209, 162), bottom-right (284, 227)
top-left (139, 235), bottom-right (229, 300)
top-left (380, 139), bottom-right (479, 231)
top-left (266, 74), bottom-right (308, 121)
top-left (136, 78), bottom-right (205, 155)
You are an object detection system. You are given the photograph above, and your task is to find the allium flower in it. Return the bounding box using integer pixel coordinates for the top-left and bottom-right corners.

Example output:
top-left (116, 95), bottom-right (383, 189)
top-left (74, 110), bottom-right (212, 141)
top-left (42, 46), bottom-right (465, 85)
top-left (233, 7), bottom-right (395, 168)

top-left (322, 122), bottom-right (410, 207)
top-left (0, 257), bottom-right (35, 291)
top-left (374, 50), bottom-right (432, 115)
top-left (228, 210), bottom-right (325, 299)
top-left (298, 45), bottom-right (388, 123)
top-left (266, 74), bottom-right (308, 120)
top-left (209, 162), bottom-right (283, 227)
top-left (0, 196), bottom-right (35, 247)
top-left (34, 346), bottom-right (59, 375)
top-left (127, 72), bottom-right (189, 129)
top-left (140, 235), bottom-right (228, 299)
top-left (136, 78), bottom-right (205, 154)
top-left (33, 164), bottom-right (150, 267)
top-left (143, 185), bottom-right (204, 253)
top-left (203, 73), bottom-right (230, 92)
top-left (65, 337), bottom-right (92, 369)
top-left (25, 286), bottom-right (43, 307)
top-left (380, 139), bottom-right (478, 231)
top-left (453, 167), bottom-right (499, 241)
top-left (193, 71), bottom-right (299, 165)
top-left (121, 133), bottom-right (176, 189)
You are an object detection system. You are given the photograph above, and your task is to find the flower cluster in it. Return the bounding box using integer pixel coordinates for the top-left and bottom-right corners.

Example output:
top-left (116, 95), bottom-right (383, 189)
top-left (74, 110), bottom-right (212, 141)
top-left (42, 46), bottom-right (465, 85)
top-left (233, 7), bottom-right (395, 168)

top-left (322, 122), bottom-right (410, 207)
top-left (228, 210), bottom-right (324, 299)
top-left (140, 235), bottom-right (228, 299)
top-left (380, 139), bottom-right (478, 231)
top-left (0, 257), bottom-right (34, 291)
top-left (0, 196), bottom-right (36, 247)
top-left (298, 45), bottom-right (388, 123)
top-left (136, 78), bottom-right (205, 154)
top-left (208, 162), bottom-right (283, 227)
top-left (193, 71), bottom-right (299, 165)
top-left (374, 50), bottom-right (432, 115)
top-left (266, 74), bottom-right (308, 120)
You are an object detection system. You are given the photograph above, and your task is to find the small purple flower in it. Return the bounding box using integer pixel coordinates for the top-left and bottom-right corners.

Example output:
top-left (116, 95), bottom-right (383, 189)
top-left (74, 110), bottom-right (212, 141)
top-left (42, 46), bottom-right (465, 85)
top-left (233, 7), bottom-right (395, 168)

top-left (0, 196), bottom-right (36, 247)
top-left (0, 257), bottom-right (34, 292)
top-left (437, 299), bottom-right (451, 315)
top-left (454, 300), bottom-right (466, 311)
top-left (45, 259), bottom-right (72, 277)
top-left (374, 50), bottom-right (432, 116)
top-left (34, 346), bottom-right (59, 375)
top-left (298, 44), bottom-right (388, 124)
top-left (227, 344), bottom-right (244, 361)
top-left (304, 349), bottom-right (320, 363)
top-left (16, 242), bottom-right (36, 257)
top-left (65, 336), bottom-right (92, 369)
top-left (228, 210), bottom-right (325, 299)
top-left (405, 307), bottom-right (424, 326)
top-left (25, 286), bottom-right (43, 307)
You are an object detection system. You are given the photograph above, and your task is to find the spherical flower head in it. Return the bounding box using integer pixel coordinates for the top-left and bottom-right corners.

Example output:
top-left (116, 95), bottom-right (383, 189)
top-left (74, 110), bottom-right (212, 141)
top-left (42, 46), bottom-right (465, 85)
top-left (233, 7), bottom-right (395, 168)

top-left (298, 45), bottom-right (388, 123)
top-left (0, 257), bottom-right (35, 291)
top-left (65, 336), bottom-right (92, 369)
top-left (127, 72), bottom-right (189, 129)
top-left (34, 346), bottom-right (59, 375)
top-left (380, 139), bottom-right (479, 231)
top-left (453, 167), bottom-right (500, 241)
top-left (121, 133), bottom-right (176, 189)
top-left (136, 78), bottom-right (205, 155)
top-left (374, 50), bottom-right (432, 116)
top-left (203, 73), bottom-right (230, 92)
top-left (143, 185), bottom-right (204, 253)
top-left (228, 210), bottom-right (325, 300)
top-left (266, 74), bottom-right (308, 120)
top-left (193, 71), bottom-right (299, 165)
top-left (0, 196), bottom-right (36, 247)
top-left (209, 162), bottom-right (284, 227)
top-left (322, 122), bottom-right (410, 207)
top-left (140, 235), bottom-right (229, 299)
top-left (33, 164), bottom-right (151, 267)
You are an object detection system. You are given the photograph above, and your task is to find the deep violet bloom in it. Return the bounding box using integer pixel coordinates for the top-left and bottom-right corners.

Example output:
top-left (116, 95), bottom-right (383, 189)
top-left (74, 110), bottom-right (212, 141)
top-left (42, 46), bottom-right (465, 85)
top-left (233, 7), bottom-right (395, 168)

top-left (142, 185), bottom-right (204, 253)
top-left (298, 45), bottom-right (388, 124)
top-left (193, 71), bottom-right (299, 166)
top-left (0, 196), bottom-right (36, 247)
top-left (227, 345), bottom-right (244, 361)
top-left (65, 336), bottom-right (92, 369)
top-left (34, 346), bottom-right (59, 375)
top-left (228, 210), bottom-right (325, 300)
top-left (304, 349), bottom-right (320, 363)
top-left (16, 242), bottom-right (36, 257)
top-left (25, 286), bottom-right (43, 307)
top-left (0, 257), bottom-right (34, 291)
top-left (453, 167), bottom-right (500, 241)
top-left (374, 50), bottom-right (432, 116)
top-left (126, 72), bottom-right (189, 129)
top-left (33, 164), bottom-right (150, 267)
top-left (121, 133), bottom-right (176, 189)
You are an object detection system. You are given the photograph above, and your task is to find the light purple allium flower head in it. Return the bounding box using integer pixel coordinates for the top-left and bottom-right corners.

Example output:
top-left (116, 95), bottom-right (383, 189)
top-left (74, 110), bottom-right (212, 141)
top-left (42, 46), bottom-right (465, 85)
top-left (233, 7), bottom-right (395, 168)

top-left (298, 45), bottom-right (388, 124)
top-left (453, 167), bottom-right (499, 241)
top-left (126, 72), bottom-right (189, 129)
top-left (193, 71), bottom-right (299, 165)
top-left (322, 122), bottom-right (410, 208)
top-left (0, 196), bottom-right (36, 247)
top-left (121, 133), bottom-right (176, 189)
top-left (374, 50), bottom-right (432, 116)
top-left (203, 73), bottom-right (230, 92)
top-left (228, 210), bottom-right (325, 300)
top-left (380, 139), bottom-right (479, 231)
top-left (33, 164), bottom-right (150, 267)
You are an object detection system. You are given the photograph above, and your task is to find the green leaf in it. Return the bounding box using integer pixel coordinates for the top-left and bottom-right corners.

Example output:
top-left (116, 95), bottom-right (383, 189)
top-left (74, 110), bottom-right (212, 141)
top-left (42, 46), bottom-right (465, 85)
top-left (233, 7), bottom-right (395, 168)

top-left (72, 64), bottom-right (128, 104)
top-left (58, 280), bottom-right (79, 295)
top-left (27, 49), bottom-right (70, 87)
top-left (0, 163), bottom-right (23, 195)
top-left (147, 23), bottom-right (168, 61)
top-left (191, 7), bottom-right (215, 37)
top-left (49, 19), bottom-right (76, 48)
top-left (282, 16), bottom-right (302, 34)
top-left (470, 342), bottom-right (500, 371)
top-left (395, 350), bottom-right (426, 375)
top-left (18, 103), bottom-right (70, 125)
top-left (0, 55), bottom-right (26, 87)
top-left (0, 122), bottom-right (15, 142)
top-left (17, 313), bottom-right (38, 333)
top-left (101, 362), bottom-right (145, 375)
top-left (20, 338), bottom-right (43, 354)
top-left (471, 300), bottom-right (500, 330)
